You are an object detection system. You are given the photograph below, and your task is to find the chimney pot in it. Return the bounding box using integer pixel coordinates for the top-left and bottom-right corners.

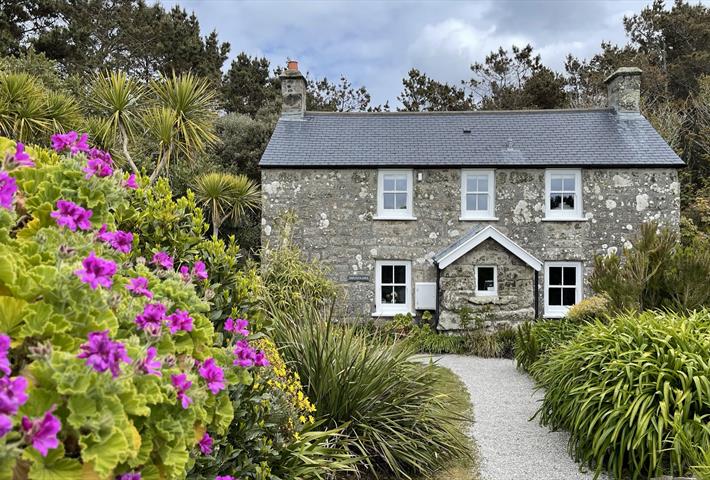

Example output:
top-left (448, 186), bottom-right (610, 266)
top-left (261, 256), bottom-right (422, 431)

top-left (604, 67), bottom-right (642, 113)
top-left (280, 59), bottom-right (306, 118)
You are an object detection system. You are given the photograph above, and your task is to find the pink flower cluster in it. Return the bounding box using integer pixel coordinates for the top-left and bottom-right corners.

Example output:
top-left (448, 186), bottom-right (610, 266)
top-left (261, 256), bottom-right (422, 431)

top-left (10, 143), bottom-right (34, 168)
top-left (126, 277), bottom-right (152, 299)
top-left (233, 340), bottom-right (269, 368)
top-left (138, 347), bottom-right (161, 377)
top-left (179, 261), bottom-right (208, 281)
top-left (224, 318), bottom-right (249, 336)
top-left (123, 173), bottom-right (138, 189)
top-left (198, 358), bottom-right (225, 394)
top-left (77, 330), bottom-right (131, 378)
top-left (198, 432), bottom-right (213, 455)
top-left (133, 303), bottom-right (193, 336)
top-left (1, 333), bottom-right (61, 457)
top-left (152, 251), bottom-right (174, 270)
top-left (83, 148), bottom-right (113, 179)
top-left (0, 172), bottom-right (15, 210)
top-left (117, 473), bottom-right (141, 480)
top-left (74, 251), bottom-right (117, 289)
top-left (171, 373), bottom-right (193, 409)
top-left (51, 131), bottom-right (89, 155)
top-left (97, 224), bottom-right (133, 253)
top-left (51, 199), bottom-right (93, 231)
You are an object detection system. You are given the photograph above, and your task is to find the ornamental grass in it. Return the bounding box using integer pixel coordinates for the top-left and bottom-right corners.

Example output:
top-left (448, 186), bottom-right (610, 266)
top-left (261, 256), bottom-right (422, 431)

top-left (269, 301), bottom-right (472, 479)
top-left (532, 310), bottom-right (710, 479)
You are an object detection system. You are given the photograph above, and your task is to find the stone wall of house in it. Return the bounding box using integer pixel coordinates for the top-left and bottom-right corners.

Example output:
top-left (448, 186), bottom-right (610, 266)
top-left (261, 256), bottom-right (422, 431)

top-left (439, 238), bottom-right (535, 328)
top-left (261, 167), bottom-right (680, 328)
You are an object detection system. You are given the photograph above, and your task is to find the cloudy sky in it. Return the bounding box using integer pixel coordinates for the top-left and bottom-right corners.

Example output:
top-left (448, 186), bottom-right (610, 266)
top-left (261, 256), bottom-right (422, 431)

top-left (160, 0), bottom-right (667, 105)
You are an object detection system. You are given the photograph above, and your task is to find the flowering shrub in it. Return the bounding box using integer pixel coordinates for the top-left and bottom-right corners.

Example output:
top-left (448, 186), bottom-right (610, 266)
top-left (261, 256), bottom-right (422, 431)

top-left (0, 135), bottom-right (277, 479)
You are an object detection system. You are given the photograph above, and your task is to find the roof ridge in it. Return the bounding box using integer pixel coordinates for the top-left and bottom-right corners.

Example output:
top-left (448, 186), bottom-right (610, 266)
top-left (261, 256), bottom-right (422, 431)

top-left (304, 107), bottom-right (614, 116)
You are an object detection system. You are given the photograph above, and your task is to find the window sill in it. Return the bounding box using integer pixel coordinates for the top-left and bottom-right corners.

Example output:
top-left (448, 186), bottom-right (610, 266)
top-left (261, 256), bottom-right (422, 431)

top-left (373, 215), bottom-right (417, 221)
top-left (372, 310), bottom-right (412, 318)
top-left (475, 292), bottom-right (498, 297)
top-left (543, 312), bottom-right (566, 319)
top-left (459, 216), bottom-right (499, 221)
top-left (541, 217), bottom-right (588, 222)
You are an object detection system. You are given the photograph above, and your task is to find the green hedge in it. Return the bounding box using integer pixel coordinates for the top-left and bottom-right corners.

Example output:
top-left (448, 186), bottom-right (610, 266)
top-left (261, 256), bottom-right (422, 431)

top-left (532, 311), bottom-right (710, 479)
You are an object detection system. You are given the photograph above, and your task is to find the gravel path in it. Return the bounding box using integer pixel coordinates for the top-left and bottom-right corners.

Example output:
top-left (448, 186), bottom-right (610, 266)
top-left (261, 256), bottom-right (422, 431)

top-left (434, 355), bottom-right (604, 480)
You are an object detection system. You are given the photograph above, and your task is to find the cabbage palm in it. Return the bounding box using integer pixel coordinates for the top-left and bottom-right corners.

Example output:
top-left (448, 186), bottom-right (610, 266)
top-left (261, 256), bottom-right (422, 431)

top-left (0, 73), bottom-right (81, 142)
top-left (193, 172), bottom-right (260, 237)
top-left (147, 73), bottom-right (218, 184)
top-left (88, 71), bottom-right (144, 172)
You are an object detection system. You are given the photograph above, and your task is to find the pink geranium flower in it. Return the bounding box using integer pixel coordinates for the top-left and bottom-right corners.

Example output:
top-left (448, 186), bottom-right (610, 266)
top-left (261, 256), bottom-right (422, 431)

top-left (171, 374), bottom-right (192, 409)
top-left (138, 347), bottom-right (161, 377)
top-left (11, 143), bottom-right (34, 167)
top-left (224, 318), bottom-right (249, 336)
top-left (51, 200), bottom-right (93, 231)
top-left (51, 131), bottom-right (88, 155)
top-left (74, 251), bottom-right (116, 289)
top-left (77, 330), bottom-right (130, 377)
top-left (123, 174), bottom-right (138, 189)
top-left (215, 476), bottom-right (236, 480)
top-left (96, 224), bottom-right (133, 253)
top-left (192, 261), bottom-right (208, 280)
top-left (117, 473), bottom-right (141, 480)
top-left (0, 172), bottom-right (17, 210)
top-left (21, 407), bottom-right (61, 457)
top-left (126, 277), bottom-right (153, 299)
top-left (0, 376), bottom-right (28, 415)
top-left (166, 310), bottom-right (193, 334)
top-left (135, 303), bottom-right (166, 334)
top-left (179, 265), bottom-right (190, 281)
top-left (198, 432), bottom-right (213, 455)
top-left (151, 251), bottom-right (173, 270)
top-left (233, 340), bottom-right (256, 368)
top-left (83, 148), bottom-right (113, 179)
top-left (254, 350), bottom-right (270, 367)
top-left (198, 358), bottom-right (225, 394)
top-left (0, 334), bottom-right (10, 376)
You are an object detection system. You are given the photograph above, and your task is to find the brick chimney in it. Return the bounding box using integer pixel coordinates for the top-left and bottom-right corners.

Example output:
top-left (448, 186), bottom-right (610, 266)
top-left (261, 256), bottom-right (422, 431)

top-left (604, 67), bottom-right (642, 113)
top-left (280, 60), bottom-right (306, 118)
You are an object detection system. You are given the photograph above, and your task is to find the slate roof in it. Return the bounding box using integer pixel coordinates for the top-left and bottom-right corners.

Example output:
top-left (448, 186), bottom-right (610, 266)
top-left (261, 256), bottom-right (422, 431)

top-left (260, 109), bottom-right (684, 168)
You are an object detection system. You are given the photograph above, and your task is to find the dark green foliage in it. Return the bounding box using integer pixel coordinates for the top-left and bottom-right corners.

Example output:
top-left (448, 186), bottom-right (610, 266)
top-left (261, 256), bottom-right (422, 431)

top-left (270, 304), bottom-right (472, 479)
top-left (494, 326), bottom-right (517, 359)
top-left (409, 325), bottom-right (468, 355)
top-left (307, 75), bottom-right (375, 112)
top-left (591, 222), bottom-right (710, 312)
top-left (533, 311), bottom-right (710, 479)
top-left (514, 319), bottom-right (581, 374)
top-left (397, 68), bottom-right (474, 112)
top-left (212, 112), bottom-right (276, 181)
top-left (222, 52), bottom-right (278, 117)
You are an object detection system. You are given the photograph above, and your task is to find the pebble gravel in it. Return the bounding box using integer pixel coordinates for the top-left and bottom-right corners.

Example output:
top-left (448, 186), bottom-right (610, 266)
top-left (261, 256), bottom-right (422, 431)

top-left (434, 355), bottom-right (606, 480)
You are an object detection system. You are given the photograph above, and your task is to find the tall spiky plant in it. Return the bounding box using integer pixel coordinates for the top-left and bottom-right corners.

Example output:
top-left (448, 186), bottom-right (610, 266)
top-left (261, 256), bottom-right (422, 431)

top-left (147, 73), bottom-right (218, 183)
top-left (192, 172), bottom-right (260, 237)
top-left (88, 71), bottom-right (144, 172)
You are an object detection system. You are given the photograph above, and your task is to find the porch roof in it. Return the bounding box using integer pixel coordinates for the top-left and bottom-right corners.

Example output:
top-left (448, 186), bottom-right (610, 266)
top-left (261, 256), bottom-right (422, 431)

top-left (433, 225), bottom-right (543, 271)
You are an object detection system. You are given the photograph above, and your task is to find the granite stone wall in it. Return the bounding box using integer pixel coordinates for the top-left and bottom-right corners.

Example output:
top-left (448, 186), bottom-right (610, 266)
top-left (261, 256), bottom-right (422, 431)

top-left (261, 167), bottom-right (680, 328)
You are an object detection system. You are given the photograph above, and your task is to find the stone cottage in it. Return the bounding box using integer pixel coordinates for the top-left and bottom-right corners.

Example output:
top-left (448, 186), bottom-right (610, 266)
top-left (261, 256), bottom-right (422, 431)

top-left (260, 62), bottom-right (683, 329)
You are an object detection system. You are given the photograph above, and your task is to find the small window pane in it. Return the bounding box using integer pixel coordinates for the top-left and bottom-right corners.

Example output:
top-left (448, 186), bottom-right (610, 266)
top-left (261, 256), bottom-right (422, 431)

top-left (382, 286), bottom-right (395, 303)
top-left (383, 177), bottom-right (396, 191)
top-left (466, 194), bottom-right (477, 211)
top-left (550, 194), bottom-right (562, 210)
top-left (393, 265), bottom-right (406, 284)
top-left (466, 177), bottom-right (478, 191)
top-left (477, 194), bottom-right (488, 211)
top-left (549, 267), bottom-right (562, 286)
top-left (563, 194), bottom-right (575, 209)
top-left (395, 193), bottom-right (407, 209)
top-left (562, 288), bottom-right (576, 306)
top-left (563, 177), bottom-right (575, 191)
top-left (551, 178), bottom-right (563, 191)
top-left (563, 267), bottom-right (576, 285)
top-left (549, 287), bottom-right (562, 305)
top-left (393, 285), bottom-right (406, 304)
top-left (395, 177), bottom-right (407, 191)
top-left (381, 265), bottom-right (393, 284)
top-left (477, 267), bottom-right (495, 291)
top-left (383, 193), bottom-right (395, 210)
top-left (477, 177), bottom-right (488, 191)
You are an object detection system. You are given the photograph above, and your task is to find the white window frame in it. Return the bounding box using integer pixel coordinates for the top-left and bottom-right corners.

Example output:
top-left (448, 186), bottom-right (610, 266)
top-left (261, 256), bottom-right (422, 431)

top-left (460, 169), bottom-right (496, 220)
top-left (376, 169), bottom-right (415, 220)
top-left (544, 169), bottom-right (584, 220)
top-left (544, 261), bottom-right (583, 318)
top-left (475, 265), bottom-right (498, 297)
top-left (374, 260), bottom-right (412, 316)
